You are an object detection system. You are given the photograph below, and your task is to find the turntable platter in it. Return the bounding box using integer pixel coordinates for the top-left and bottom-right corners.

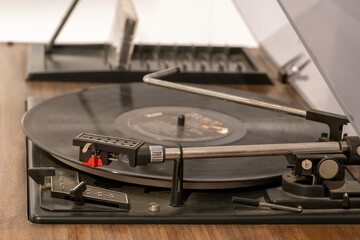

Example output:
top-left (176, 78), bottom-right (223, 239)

top-left (22, 83), bottom-right (327, 189)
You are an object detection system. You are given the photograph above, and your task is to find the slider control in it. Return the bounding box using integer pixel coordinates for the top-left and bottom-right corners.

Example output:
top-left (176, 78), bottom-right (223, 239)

top-left (232, 196), bottom-right (302, 213)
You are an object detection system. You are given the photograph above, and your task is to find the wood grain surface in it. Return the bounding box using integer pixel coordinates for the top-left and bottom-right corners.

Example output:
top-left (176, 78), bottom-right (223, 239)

top-left (1, 43), bottom-right (360, 240)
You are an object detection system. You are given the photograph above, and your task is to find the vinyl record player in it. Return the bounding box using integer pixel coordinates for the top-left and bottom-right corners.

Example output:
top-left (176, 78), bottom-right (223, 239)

top-left (22, 0), bottom-right (360, 224)
top-left (23, 68), bottom-right (360, 224)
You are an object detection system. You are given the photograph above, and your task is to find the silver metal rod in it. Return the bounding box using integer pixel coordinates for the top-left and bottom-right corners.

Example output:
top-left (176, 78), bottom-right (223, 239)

top-left (259, 202), bottom-right (303, 213)
top-left (143, 67), bottom-right (307, 118)
top-left (46, 0), bottom-right (80, 53)
top-left (163, 141), bottom-right (347, 160)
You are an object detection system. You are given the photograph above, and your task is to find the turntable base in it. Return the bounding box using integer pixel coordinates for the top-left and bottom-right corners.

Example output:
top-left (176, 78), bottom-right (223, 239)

top-left (28, 138), bottom-right (360, 224)
top-left (25, 96), bottom-right (360, 224)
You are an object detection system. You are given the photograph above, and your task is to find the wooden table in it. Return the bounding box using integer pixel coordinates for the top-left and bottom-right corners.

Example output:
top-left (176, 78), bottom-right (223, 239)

top-left (1, 43), bottom-right (359, 240)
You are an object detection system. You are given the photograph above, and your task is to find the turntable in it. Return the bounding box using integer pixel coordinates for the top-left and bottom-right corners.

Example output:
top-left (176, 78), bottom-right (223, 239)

top-left (23, 66), bottom-right (360, 224)
top-left (23, 0), bottom-right (360, 224)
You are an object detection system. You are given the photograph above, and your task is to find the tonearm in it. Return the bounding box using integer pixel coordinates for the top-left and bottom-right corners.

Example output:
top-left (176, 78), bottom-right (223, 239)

top-left (74, 66), bottom-right (360, 175)
top-left (73, 67), bottom-right (360, 208)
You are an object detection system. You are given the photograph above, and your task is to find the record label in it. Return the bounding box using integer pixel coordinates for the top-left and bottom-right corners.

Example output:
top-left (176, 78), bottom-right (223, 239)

top-left (115, 106), bottom-right (247, 143)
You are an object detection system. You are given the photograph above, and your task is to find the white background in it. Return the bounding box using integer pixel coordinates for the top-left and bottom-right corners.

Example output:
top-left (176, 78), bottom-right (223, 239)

top-left (0, 0), bottom-right (258, 47)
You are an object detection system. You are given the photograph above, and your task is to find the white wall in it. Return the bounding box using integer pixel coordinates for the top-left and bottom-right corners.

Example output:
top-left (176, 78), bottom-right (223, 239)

top-left (0, 0), bottom-right (258, 47)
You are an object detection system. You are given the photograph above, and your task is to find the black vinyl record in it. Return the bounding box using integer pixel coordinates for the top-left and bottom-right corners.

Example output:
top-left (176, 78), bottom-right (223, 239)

top-left (22, 83), bottom-right (327, 189)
